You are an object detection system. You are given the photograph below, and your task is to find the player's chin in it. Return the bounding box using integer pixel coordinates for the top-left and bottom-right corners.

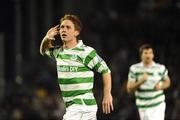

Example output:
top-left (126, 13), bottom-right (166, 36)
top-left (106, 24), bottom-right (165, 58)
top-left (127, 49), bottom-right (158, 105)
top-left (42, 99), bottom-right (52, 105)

top-left (145, 58), bottom-right (152, 63)
top-left (61, 38), bottom-right (69, 42)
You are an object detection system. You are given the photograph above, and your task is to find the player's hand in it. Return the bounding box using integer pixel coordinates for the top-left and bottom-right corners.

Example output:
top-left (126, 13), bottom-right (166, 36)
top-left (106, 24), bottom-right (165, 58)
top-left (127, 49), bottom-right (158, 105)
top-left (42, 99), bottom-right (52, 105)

top-left (154, 81), bottom-right (163, 90)
top-left (102, 93), bottom-right (114, 114)
top-left (138, 72), bottom-right (148, 83)
top-left (46, 25), bottom-right (60, 40)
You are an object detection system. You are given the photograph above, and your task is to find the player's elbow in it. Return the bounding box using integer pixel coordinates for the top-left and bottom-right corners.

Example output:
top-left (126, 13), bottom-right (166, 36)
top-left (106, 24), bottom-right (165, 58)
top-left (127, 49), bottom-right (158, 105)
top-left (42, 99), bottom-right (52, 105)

top-left (166, 79), bottom-right (171, 88)
top-left (127, 87), bottom-right (133, 93)
top-left (40, 49), bottom-right (45, 56)
top-left (127, 84), bottom-right (134, 93)
top-left (40, 43), bottom-right (47, 56)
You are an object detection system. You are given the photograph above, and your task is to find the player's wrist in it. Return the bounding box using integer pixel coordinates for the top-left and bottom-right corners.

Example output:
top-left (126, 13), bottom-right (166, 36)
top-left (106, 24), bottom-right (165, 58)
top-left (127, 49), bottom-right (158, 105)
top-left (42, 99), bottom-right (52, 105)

top-left (155, 81), bottom-right (163, 90)
top-left (138, 77), bottom-right (146, 83)
top-left (103, 89), bottom-right (112, 97)
top-left (158, 81), bottom-right (163, 90)
top-left (45, 34), bottom-right (55, 40)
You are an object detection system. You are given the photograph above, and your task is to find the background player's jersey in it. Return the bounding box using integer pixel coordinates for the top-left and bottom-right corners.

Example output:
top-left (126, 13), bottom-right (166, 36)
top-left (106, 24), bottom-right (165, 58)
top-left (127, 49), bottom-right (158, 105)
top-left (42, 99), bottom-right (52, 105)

top-left (128, 62), bottom-right (168, 109)
top-left (45, 40), bottom-right (110, 108)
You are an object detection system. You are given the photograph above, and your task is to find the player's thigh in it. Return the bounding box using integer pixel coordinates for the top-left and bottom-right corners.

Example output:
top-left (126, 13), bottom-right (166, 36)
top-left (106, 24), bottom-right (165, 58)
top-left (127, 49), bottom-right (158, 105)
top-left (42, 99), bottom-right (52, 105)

top-left (138, 109), bottom-right (147, 120)
top-left (63, 111), bottom-right (97, 120)
top-left (152, 102), bottom-right (166, 120)
top-left (138, 103), bottom-right (166, 120)
top-left (81, 111), bottom-right (97, 120)
top-left (63, 109), bottom-right (82, 120)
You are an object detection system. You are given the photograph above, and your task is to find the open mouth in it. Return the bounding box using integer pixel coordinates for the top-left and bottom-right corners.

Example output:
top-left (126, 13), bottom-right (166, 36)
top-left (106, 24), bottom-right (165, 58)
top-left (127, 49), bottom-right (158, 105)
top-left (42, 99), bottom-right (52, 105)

top-left (61, 33), bottom-right (67, 38)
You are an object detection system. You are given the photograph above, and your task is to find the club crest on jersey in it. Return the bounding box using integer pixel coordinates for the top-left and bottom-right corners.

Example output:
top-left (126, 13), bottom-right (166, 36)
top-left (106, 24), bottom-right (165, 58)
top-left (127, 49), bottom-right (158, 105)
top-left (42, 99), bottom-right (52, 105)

top-left (71, 55), bottom-right (78, 60)
top-left (70, 55), bottom-right (83, 63)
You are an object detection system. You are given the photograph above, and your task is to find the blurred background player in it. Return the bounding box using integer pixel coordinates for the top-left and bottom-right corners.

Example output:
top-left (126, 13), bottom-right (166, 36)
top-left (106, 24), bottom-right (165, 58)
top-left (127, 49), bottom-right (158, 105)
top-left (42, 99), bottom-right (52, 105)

top-left (127, 44), bottom-right (171, 120)
top-left (40, 14), bottom-right (113, 120)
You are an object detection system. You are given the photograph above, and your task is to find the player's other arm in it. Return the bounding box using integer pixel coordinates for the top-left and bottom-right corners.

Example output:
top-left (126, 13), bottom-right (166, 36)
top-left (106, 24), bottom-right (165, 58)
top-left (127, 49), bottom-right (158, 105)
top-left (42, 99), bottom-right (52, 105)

top-left (127, 73), bottom-right (148, 93)
top-left (155, 76), bottom-right (171, 90)
top-left (155, 66), bottom-right (171, 90)
top-left (40, 25), bottom-right (59, 55)
top-left (85, 50), bottom-right (113, 114)
top-left (102, 72), bottom-right (114, 114)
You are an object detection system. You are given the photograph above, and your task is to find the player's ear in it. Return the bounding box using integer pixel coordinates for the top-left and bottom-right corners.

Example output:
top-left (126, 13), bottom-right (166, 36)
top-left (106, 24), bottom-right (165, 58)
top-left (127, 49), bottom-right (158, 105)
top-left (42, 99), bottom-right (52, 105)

top-left (74, 30), bottom-right (80, 37)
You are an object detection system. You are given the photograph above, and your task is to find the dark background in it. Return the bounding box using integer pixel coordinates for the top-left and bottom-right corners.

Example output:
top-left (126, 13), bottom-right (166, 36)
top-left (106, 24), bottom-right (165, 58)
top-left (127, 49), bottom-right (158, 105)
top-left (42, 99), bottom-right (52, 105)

top-left (0, 0), bottom-right (180, 119)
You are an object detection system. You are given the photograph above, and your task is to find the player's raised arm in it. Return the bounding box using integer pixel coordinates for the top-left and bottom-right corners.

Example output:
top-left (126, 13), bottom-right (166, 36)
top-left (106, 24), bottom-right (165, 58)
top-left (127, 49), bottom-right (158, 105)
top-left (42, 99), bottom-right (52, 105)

top-left (40, 25), bottom-right (59, 55)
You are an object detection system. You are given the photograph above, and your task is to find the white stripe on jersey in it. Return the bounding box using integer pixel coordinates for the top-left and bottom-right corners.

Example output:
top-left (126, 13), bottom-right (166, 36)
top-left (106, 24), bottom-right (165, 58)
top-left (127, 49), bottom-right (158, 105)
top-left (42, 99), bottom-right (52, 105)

top-left (57, 59), bottom-right (83, 66)
top-left (59, 83), bottom-right (93, 91)
top-left (135, 90), bottom-right (163, 98)
top-left (57, 71), bottom-right (94, 78)
top-left (63, 93), bottom-right (95, 102)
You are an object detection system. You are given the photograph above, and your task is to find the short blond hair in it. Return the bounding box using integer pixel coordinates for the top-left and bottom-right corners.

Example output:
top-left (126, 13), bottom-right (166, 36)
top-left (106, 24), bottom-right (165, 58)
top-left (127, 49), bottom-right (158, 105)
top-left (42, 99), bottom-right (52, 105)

top-left (60, 14), bottom-right (82, 32)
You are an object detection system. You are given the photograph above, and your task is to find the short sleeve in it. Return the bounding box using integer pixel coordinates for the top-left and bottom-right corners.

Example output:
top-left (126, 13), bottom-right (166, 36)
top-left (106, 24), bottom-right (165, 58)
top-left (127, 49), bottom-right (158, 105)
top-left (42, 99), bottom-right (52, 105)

top-left (161, 65), bottom-right (169, 80)
top-left (44, 48), bottom-right (59, 59)
top-left (84, 49), bottom-right (110, 74)
top-left (128, 66), bottom-right (136, 82)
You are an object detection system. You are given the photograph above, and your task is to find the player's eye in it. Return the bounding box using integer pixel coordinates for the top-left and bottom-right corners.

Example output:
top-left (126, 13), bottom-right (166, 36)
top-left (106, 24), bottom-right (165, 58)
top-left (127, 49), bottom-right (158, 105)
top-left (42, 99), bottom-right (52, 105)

top-left (60, 25), bottom-right (64, 29)
top-left (67, 26), bottom-right (71, 29)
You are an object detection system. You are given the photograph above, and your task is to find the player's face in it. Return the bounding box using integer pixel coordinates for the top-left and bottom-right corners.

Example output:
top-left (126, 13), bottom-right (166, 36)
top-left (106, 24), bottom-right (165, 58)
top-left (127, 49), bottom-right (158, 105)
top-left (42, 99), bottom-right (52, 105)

top-left (141, 48), bottom-right (154, 64)
top-left (59, 20), bottom-right (79, 42)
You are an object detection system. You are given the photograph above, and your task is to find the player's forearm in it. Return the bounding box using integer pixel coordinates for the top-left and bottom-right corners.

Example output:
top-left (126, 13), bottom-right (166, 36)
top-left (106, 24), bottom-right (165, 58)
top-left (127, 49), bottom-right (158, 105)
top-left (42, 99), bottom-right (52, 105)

top-left (127, 83), bottom-right (139, 93)
top-left (161, 79), bottom-right (171, 90)
top-left (102, 72), bottom-right (112, 96)
top-left (127, 80), bottom-right (145, 93)
top-left (40, 36), bottom-right (52, 55)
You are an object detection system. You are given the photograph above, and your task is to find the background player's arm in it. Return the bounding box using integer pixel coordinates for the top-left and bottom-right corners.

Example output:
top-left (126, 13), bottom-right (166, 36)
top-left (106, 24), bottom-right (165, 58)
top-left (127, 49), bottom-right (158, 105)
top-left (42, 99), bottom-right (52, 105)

top-left (40, 25), bottom-right (59, 55)
top-left (154, 76), bottom-right (171, 90)
top-left (155, 66), bottom-right (171, 90)
top-left (102, 72), bottom-right (114, 114)
top-left (127, 73), bottom-right (148, 93)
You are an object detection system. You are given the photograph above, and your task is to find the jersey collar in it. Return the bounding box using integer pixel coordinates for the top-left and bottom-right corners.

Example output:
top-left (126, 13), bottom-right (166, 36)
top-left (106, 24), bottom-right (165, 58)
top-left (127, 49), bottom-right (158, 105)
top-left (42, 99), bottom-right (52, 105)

top-left (140, 61), bottom-right (155, 68)
top-left (62, 40), bottom-right (83, 50)
top-left (76, 40), bottom-right (83, 47)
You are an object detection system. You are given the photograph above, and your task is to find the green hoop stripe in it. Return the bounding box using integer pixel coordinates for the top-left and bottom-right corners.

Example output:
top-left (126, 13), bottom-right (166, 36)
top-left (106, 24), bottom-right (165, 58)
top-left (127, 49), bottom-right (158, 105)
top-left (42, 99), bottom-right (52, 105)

top-left (136, 93), bottom-right (164, 100)
top-left (58, 77), bottom-right (94, 84)
top-left (65, 98), bottom-right (96, 108)
top-left (137, 101), bottom-right (163, 108)
top-left (84, 50), bottom-right (96, 66)
top-left (137, 88), bottom-right (157, 92)
top-left (61, 89), bottom-right (93, 97)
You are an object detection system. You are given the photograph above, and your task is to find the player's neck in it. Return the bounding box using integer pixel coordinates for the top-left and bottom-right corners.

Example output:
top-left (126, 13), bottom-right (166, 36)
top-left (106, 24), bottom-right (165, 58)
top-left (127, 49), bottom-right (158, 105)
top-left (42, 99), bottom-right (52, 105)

top-left (63, 39), bottom-right (78, 49)
top-left (143, 61), bottom-right (153, 68)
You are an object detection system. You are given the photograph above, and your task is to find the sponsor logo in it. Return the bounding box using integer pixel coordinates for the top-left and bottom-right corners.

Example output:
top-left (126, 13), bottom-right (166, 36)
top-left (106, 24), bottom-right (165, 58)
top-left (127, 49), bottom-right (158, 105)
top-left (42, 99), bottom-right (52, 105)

top-left (58, 66), bottom-right (78, 72)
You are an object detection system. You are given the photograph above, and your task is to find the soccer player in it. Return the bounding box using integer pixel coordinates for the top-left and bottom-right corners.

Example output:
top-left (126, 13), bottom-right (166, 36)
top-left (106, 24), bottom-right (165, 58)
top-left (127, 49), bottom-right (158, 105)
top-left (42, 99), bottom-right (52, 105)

top-left (127, 44), bottom-right (171, 120)
top-left (40, 14), bottom-right (113, 120)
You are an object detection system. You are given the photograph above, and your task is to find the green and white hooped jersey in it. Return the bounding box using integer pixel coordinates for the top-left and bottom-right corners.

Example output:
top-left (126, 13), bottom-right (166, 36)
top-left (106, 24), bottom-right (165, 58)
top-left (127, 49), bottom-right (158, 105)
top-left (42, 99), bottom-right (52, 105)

top-left (45, 40), bottom-right (110, 108)
top-left (128, 62), bottom-right (168, 109)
